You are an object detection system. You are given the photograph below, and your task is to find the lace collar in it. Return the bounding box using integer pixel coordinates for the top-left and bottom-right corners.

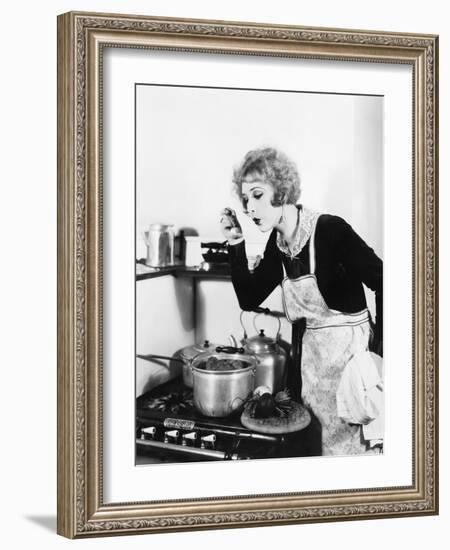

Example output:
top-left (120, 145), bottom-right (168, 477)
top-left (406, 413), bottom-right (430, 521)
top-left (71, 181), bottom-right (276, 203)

top-left (276, 205), bottom-right (320, 259)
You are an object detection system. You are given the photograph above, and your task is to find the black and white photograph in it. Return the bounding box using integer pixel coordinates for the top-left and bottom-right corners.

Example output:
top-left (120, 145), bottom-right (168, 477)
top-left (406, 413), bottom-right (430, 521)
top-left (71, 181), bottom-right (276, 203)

top-left (54, 8), bottom-right (438, 539)
top-left (135, 83), bottom-right (384, 464)
top-left (1, 0), bottom-right (444, 546)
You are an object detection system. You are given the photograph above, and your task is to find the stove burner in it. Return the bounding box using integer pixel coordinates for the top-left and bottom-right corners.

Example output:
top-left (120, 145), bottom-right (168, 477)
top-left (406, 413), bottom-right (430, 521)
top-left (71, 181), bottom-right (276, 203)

top-left (145, 389), bottom-right (194, 414)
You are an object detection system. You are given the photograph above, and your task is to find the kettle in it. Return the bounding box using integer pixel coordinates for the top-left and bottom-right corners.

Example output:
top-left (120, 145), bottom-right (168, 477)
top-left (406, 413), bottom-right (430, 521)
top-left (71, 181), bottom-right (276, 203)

top-left (240, 311), bottom-right (287, 393)
top-left (143, 223), bottom-right (174, 267)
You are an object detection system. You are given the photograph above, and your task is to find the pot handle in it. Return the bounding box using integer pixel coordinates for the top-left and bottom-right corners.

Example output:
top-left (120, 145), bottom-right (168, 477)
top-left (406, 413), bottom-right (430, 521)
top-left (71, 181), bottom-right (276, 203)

top-left (215, 345), bottom-right (245, 354)
top-left (253, 312), bottom-right (282, 341)
top-left (137, 353), bottom-right (184, 364)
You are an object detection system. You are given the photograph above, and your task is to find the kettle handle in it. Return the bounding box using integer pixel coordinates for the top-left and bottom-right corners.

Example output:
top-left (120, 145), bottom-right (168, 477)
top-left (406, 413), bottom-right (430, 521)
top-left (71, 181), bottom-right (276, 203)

top-left (239, 310), bottom-right (251, 339)
top-left (239, 307), bottom-right (270, 340)
top-left (239, 309), bottom-right (282, 340)
top-left (253, 312), bottom-right (282, 341)
top-left (239, 308), bottom-right (271, 338)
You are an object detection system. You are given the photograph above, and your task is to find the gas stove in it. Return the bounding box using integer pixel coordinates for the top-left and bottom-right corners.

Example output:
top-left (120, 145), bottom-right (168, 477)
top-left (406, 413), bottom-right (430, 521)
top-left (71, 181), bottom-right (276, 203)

top-left (136, 377), bottom-right (313, 463)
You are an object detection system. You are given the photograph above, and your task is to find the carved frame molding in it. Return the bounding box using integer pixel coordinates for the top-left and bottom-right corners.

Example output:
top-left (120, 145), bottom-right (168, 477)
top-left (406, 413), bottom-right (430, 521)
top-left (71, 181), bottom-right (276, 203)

top-left (57, 12), bottom-right (438, 538)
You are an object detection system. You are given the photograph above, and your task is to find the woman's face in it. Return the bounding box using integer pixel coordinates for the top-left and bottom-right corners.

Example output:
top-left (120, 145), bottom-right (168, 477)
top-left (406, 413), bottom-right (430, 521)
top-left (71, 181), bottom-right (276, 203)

top-left (241, 175), bottom-right (282, 233)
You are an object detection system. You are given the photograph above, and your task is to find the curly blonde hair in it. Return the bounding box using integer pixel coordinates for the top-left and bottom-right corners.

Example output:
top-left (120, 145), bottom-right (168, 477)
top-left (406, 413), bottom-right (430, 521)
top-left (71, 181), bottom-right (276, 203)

top-left (232, 148), bottom-right (301, 209)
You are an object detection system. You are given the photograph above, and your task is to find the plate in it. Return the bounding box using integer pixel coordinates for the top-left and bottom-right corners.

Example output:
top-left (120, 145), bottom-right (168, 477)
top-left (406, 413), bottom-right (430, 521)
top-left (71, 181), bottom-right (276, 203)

top-left (240, 401), bottom-right (311, 435)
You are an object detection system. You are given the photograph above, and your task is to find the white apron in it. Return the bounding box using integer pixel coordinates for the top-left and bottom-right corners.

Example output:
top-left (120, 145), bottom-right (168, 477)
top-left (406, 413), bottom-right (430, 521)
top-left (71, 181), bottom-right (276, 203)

top-left (281, 215), bottom-right (381, 456)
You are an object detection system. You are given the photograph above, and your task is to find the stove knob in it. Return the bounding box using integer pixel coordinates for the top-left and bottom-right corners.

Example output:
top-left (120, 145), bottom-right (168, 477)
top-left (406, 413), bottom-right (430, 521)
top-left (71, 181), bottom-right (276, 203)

top-left (200, 434), bottom-right (216, 450)
top-left (181, 432), bottom-right (197, 446)
top-left (164, 429), bottom-right (180, 444)
top-left (141, 426), bottom-right (156, 440)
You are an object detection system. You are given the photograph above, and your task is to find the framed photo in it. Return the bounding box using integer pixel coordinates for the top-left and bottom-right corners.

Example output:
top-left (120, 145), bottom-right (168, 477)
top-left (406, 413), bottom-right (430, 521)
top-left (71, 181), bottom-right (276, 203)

top-left (57, 11), bottom-right (439, 538)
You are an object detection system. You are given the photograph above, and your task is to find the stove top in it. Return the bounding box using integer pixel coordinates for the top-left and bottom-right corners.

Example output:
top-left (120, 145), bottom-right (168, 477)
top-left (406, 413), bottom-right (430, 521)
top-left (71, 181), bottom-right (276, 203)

top-left (136, 377), bottom-right (314, 463)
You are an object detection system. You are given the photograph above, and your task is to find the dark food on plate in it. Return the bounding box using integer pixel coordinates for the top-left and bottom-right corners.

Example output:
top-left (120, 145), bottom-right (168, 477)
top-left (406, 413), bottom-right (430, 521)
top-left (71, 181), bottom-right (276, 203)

top-left (241, 388), bottom-right (311, 434)
top-left (197, 357), bottom-right (248, 371)
top-left (244, 389), bottom-right (294, 419)
top-left (253, 393), bottom-right (277, 418)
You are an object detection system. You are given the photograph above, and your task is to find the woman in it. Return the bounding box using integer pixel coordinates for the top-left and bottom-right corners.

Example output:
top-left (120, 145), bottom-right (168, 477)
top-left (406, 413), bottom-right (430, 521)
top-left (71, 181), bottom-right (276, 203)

top-left (220, 147), bottom-right (383, 456)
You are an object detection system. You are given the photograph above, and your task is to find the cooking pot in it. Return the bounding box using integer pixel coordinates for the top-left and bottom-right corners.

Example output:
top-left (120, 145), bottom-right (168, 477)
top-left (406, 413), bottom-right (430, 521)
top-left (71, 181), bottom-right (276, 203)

top-left (240, 311), bottom-right (287, 393)
top-left (179, 340), bottom-right (220, 387)
top-left (191, 346), bottom-right (257, 417)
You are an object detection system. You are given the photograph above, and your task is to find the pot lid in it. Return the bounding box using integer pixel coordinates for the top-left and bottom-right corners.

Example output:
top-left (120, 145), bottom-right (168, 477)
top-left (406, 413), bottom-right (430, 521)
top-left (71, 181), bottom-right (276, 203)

top-left (245, 330), bottom-right (278, 353)
top-left (180, 340), bottom-right (219, 361)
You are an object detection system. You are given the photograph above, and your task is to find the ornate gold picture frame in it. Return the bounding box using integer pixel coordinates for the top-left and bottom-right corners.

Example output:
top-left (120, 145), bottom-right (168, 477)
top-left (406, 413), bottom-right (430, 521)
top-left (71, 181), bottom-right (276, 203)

top-left (57, 11), bottom-right (438, 538)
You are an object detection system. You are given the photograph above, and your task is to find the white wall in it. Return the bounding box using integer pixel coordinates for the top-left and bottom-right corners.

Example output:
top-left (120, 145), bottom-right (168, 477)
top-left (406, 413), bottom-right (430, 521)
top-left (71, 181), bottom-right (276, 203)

top-left (136, 276), bottom-right (195, 395)
top-left (137, 84), bottom-right (383, 256)
top-left (1, 1), bottom-right (447, 550)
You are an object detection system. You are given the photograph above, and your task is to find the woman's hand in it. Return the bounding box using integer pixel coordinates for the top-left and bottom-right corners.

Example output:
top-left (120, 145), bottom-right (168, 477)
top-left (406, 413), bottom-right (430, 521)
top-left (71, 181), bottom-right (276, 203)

top-left (220, 207), bottom-right (244, 245)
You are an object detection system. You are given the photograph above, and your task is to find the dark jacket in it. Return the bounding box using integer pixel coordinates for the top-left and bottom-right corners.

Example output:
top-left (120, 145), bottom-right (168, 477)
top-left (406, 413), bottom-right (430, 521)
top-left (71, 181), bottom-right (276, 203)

top-left (228, 213), bottom-right (383, 344)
